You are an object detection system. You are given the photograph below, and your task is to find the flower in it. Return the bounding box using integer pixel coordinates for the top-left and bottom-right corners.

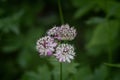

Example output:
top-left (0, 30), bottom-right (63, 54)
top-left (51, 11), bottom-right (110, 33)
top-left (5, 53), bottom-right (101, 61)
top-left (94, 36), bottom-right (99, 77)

top-left (59, 24), bottom-right (76, 40)
top-left (36, 36), bottom-right (57, 56)
top-left (47, 26), bottom-right (61, 40)
top-left (54, 44), bottom-right (75, 63)
top-left (47, 24), bottom-right (76, 40)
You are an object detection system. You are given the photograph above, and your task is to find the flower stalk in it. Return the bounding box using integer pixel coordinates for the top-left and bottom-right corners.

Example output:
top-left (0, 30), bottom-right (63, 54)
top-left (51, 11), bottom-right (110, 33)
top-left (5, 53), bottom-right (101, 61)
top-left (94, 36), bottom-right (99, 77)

top-left (60, 62), bottom-right (62, 80)
top-left (58, 0), bottom-right (64, 24)
top-left (58, 0), bottom-right (64, 80)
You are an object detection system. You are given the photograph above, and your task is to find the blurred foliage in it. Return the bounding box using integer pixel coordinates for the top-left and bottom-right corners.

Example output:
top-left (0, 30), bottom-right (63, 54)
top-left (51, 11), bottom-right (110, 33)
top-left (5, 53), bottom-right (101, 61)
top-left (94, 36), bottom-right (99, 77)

top-left (0, 0), bottom-right (120, 80)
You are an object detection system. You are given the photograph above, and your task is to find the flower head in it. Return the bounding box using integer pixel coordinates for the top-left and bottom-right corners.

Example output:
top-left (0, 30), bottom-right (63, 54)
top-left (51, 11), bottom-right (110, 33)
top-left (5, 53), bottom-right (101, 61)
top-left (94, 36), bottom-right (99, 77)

top-left (54, 44), bottom-right (75, 63)
top-left (59, 24), bottom-right (76, 40)
top-left (47, 26), bottom-right (61, 40)
top-left (36, 36), bottom-right (57, 56)
top-left (47, 24), bottom-right (76, 40)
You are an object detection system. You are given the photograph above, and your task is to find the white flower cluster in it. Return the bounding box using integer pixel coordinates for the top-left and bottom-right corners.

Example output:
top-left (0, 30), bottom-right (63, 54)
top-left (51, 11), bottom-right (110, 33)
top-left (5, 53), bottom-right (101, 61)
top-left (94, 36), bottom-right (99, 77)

top-left (36, 36), bottom-right (57, 56)
top-left (36, 24), bottom-right (76, 63)
top-left (54, 44), bottom-right (75, 63)
top-left (47, 24), bottom-right (76, 40)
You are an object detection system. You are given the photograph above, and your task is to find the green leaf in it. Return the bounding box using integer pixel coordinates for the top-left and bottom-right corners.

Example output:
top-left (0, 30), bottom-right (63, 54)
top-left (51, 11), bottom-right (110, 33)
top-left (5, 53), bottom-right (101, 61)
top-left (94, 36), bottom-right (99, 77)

top-left (95, 0), bottom-right (116, 13)
top-left (2, 27), bottom-right (44, 53)
top-left (86, 20), bottom-right (120, 56)
top-left (23, 27), bottom-right (45, 50)
top-left (92, 65), bottom-right (108, 80)
top-left (73, 66), bottom-right (93, 80)
top-left (2, 45), bottom-right (20, 53)
top-left (17, 50), bottom-right (33, 69)
top-left (2, 35), bottom-right (23, 53)
top-left (104, 63), bottom-right (120, 68)
top-left (17, 27), bottom-right (44, 69)
top-left (108, 4), bottom-right (120, 18)
top-left (86, 17), bottom-right (105, 24)
top-left (74, 3), bottom-right (95, 19)
top-left (21, 65), bottom-right (51, 80)
top-left (0, 10), bottom-right (24, 34)
top-left (113, 71), bottom-right (120, 80)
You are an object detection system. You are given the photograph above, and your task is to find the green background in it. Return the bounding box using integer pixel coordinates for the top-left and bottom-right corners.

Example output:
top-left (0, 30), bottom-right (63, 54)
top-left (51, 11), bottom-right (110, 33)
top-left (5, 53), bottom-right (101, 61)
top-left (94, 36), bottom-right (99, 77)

top-left (0, 0), bottom-right (120, 80)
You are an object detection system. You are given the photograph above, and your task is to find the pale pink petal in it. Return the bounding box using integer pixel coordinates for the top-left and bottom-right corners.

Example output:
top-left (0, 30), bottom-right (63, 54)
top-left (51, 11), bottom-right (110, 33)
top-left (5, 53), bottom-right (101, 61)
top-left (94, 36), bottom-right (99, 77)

top-left (51, 43), bottom-right (57, 47)
top-left (47, 50), bottom-right (52, 56)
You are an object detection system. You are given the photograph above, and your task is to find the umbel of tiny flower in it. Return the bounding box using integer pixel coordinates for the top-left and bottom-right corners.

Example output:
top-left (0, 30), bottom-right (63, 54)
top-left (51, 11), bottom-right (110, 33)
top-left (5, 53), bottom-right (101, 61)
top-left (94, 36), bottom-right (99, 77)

top-left (47, 24), bottom-right (76, 40)
top-left (36, 24), bottom-right (77, 63)
top-left (54, 44), bottom-right (75, 63)
top-left (36, 36), bottom-right (57, 56)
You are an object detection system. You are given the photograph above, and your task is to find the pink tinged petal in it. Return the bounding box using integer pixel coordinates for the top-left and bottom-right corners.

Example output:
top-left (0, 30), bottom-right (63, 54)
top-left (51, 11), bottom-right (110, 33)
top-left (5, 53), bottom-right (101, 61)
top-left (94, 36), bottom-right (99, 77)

top-left (39, 48), bottom-right (44, 52)
top-left (55, 54), bottom-right (60, 57)
top-left (51, 43), bottom-right (57, 47)
top-left (49, 48), bottom-right (54, 51)
top-left (59, 58), bottom-right (63, 62)
top-left (56, 56), bottom-right (60, 59)
top-left (62, 56), bottom-right (66, 62)
top-left (47, 51), bottom-right (52, 56)
top-left (56, 51), bottom-right (61, 54)
top-left (57, 36), bottom-right (61, 40)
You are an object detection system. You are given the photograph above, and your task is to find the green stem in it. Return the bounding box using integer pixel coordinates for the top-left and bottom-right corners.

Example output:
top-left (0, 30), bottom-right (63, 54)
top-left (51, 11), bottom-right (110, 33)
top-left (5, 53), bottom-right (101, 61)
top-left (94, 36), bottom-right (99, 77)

top-left (58, 0), bottom-right (64, 80)
top-left (60, 62), bottom-right (62, 80)
top-left (58, 0), bottom-right (64, 24)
